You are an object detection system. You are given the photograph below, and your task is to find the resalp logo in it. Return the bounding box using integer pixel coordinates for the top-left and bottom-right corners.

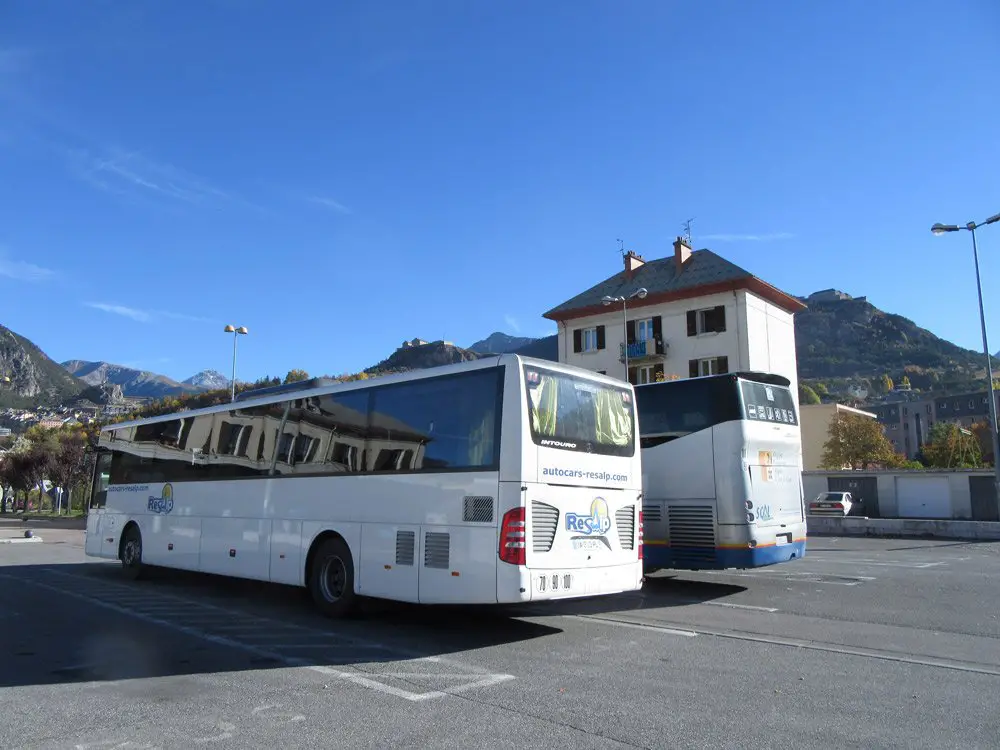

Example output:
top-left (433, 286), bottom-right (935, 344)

top-left (565, 497), bottom-right (611, 536)
top-left (148, 483), bottom-right (174, 514)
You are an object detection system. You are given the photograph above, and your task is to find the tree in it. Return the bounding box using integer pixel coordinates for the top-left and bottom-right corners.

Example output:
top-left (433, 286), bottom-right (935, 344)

top-left (813, 382), bottom-right (829, 397)
top-left (921, 422), bottom-right (983, 469)
top-left (48, 430), bottom-right (90, 514)
top-left (799, 384), bottom-right (821, 405)
top-left (879, 374), bottom-right (894, 393)
top-left (284, 369), bottom-right (309, 384)
top-left (821, 413), bottom-right (904, 470)
top-left (970, 420), bottom-right (995, 465)
top-left (900, 374), bottom-right (911, 390)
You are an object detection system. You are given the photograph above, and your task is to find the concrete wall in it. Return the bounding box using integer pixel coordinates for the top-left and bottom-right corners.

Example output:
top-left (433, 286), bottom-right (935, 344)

top-left (803, 469), bottom-right (994, 520)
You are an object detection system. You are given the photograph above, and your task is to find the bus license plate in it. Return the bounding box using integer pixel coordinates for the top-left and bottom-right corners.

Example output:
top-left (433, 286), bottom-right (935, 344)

top-left (572, 539), bottom-right (602, 551)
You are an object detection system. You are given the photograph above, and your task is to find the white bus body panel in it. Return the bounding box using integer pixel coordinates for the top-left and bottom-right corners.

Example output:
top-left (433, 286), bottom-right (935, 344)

top-left (86, 355), bottom-right (642, 606)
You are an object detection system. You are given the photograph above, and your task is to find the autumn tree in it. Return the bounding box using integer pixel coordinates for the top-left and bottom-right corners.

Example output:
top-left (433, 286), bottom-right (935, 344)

top-left (48, 430), bottom-right (91, 514)
top-left (813, 382), bottom-right (829, 397)
top-left (879, 374), bottom-right (894, 393)
top-left (970, 420), bottom-right (996, 465)
top-left (921, 422), bottom-right (983, 469)
top-left (799, 384), bottom-right (821, 405)
top-left (284, 369), bottom-right (309, 384)
top-left (899, 374), bottom-right (911, 390)
top-left (821, 413), bottom-right (904, 470)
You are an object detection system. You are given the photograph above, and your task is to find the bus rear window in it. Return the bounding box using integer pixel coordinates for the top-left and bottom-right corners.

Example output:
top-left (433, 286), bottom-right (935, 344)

top-left (524, 367), bottom-right (635, 457)
top-left (739, 381), bottom-right (798, 425)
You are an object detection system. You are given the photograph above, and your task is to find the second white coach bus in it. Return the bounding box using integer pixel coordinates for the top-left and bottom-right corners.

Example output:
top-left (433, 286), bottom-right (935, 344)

top-left (635, 371), bottom-right (806, 572)
top-left (85, 355), bottom-right (644, 616)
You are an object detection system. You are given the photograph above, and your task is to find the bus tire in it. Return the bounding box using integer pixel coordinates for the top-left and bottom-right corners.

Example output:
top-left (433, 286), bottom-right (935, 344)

top-left (120, 524), bottom-right (144, 580)
top-left (308, 536), bottom-right (358, 618)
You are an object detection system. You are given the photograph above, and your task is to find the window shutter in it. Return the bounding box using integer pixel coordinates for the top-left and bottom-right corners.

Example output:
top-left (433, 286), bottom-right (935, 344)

top-left (652, 316), bottom-right (663, 353)
top-left (689, 359), bottom-right (699, 378)
top-left (573, 329), bottom-right (582, 353)
top-left (717, 356), bottom-right (729, 374)
top-left (626, 320), bottom-right (637, 344)
top-left (628, 367), bottom-right (637, 385)
top-left (686, 311), bottom-right (697, 337)
top-left (714, 305), bottom-right (727, 333)
top-left (596, 325), bottom-right (606, 350)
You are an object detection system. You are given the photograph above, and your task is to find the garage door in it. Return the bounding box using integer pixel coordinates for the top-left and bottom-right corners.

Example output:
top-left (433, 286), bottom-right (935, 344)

top-left (896, 476), bottom-right (951, 519)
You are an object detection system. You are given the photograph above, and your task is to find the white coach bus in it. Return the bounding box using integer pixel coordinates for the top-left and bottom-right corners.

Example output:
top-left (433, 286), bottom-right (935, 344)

top-left (86, 355), bottom-right (644, 617)
top-left (635, 371), bottom-right (806, 572)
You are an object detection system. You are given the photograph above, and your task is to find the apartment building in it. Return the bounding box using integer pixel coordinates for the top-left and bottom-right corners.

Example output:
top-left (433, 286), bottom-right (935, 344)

top-left (542, 237), bottom-right (805, 391)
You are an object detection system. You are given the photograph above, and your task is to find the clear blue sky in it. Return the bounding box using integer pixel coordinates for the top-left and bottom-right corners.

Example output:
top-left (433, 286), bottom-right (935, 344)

top-left (2, 0), bottom-right (999, 383)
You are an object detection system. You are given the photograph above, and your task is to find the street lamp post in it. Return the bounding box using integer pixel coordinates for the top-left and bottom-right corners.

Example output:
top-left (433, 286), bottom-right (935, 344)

top-left (223, 325), bottom-right (249, 402)
top-left (602, 288), bottom-right (648, 382)
top-left (931, 212), bottom-right (1000, 515)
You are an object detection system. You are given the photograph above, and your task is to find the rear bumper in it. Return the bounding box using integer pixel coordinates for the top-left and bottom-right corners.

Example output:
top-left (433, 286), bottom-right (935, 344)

top-left (644, 539), bottom-right (806, 571)
top-left (499, 562), bottom-right (643, 603)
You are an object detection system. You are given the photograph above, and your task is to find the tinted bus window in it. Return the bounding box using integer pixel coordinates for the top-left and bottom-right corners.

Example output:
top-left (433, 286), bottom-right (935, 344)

top-left (635, 377), bottom-right (742, 437)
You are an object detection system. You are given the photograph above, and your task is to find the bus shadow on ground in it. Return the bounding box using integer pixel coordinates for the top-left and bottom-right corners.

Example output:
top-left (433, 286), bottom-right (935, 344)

top-left (0, 562), bottom-right (563, 691)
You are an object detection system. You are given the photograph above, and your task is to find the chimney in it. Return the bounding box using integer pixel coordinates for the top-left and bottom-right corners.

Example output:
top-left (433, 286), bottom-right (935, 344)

top-left (673, 236), bottom-right (692, 271)
top-left (623, 250), bottom-right (645, 275)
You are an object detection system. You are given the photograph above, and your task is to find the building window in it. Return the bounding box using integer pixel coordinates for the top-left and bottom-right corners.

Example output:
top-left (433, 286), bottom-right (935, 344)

top-left (926, 405), bottom-right (932, 413)
top-left (629, 363), bottom-right (664, 385)
top-left (635, 318), bottom-right (654, 342)
top-left (572, 325), bottom-right (605, 354)
top-left (686, 306), bottom-right (726, 336)
top-left (688, 356), bottom-right (729, 378)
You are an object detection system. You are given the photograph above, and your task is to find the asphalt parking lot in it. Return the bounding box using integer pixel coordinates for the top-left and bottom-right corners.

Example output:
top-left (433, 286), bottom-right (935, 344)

top-left (1, 528), bottom-right (998, 749)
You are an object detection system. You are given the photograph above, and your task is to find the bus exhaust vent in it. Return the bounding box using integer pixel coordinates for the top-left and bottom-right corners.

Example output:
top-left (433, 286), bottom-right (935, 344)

top-left (667, 505), bottom-right (716, 562)
top-left (463, 495), bottom-right (494, 523)
top-left (395, 530), bottom-right (416, 566)
top-left (642, 504), bottom-right (663, 524)
top-left (531, 501), bottom-right (559, 553)
top-left (424, 532), bottom-right (450, 569)
top-left (616, 506), bottom-right (635, 550)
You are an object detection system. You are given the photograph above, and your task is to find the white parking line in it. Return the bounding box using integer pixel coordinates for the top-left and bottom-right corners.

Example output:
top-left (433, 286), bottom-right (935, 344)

top-left (705, 601), bottom-right (779, 613)
top-left (2, 570), bottom-right (516, 703)
top-left (805, 557), bottom-right (946, 569)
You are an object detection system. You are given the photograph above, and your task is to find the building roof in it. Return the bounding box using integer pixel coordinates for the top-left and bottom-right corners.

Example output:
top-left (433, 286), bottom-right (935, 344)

top-left (543, 248), bottom-right (806, 322)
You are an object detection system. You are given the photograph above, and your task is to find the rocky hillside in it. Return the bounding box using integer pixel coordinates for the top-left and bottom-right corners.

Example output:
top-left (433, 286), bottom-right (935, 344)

top-left (468, 332), bottom-right (536, 354)
top-left (62, 360), bottom-right (194, 399)
top-left (365, 341), bottom-right (481, 373)
top-left (795, 296), bottom-right (998, 389)
top-left (0, 326), bottom-right (85, 407)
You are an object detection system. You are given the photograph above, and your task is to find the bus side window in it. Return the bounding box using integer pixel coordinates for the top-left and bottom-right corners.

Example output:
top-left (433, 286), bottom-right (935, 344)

top-left (91, 453), bottom-right (112, 509)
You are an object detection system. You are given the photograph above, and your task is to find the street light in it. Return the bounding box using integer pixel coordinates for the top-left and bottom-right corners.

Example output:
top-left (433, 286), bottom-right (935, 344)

top-left (223, 325), bottom-right (249, 402)
top-left (931, 211), bottom-right (1000, 515)
top-left (602, 288), bottom-right (648, 382)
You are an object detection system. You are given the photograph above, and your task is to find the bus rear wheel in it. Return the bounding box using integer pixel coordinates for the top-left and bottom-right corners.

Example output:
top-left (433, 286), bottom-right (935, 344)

top-left (308, 537), bottom-right (358, 618)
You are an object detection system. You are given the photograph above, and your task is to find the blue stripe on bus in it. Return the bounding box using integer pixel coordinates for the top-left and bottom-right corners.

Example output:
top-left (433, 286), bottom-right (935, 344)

top-left (643, 539), bottom-right (806, 571)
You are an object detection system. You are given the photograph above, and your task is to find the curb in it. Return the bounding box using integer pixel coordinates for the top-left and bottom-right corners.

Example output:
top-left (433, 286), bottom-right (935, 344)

top-left (807, 516), bottom-right (1000, 541)
top-left (0, 536), bottom-right (43, 544)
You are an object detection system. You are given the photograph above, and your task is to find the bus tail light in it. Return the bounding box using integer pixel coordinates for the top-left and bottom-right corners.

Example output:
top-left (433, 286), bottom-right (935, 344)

top-left (637, 510), bottom-right (644, 560)
top-left (499, 507), bottom-right (526, 566)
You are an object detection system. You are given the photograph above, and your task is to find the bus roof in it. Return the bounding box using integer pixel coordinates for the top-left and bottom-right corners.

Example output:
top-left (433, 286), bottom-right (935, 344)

top-left (98, 354), bottom-right (625, 432)
top-left (634, 371), bottom-right (792, 389)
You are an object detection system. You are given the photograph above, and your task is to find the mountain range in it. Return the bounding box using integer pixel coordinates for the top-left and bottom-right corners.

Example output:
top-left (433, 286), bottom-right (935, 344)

top-left (60, 361), bottom-right (231, 399)
top-left (0, 291), bottom-right (997, 408)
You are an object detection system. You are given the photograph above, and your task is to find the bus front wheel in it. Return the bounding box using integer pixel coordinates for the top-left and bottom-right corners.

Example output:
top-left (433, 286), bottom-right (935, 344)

top-left (120, 524), bottom-right (144, 580)
top-left (308, 537), bottom-right (358, 618)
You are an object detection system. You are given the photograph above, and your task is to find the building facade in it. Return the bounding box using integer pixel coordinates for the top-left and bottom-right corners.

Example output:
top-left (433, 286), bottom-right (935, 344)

top-left (543, 237), bottom-right (805, 392)
top-left (868, 389), bottom-right (999, 461)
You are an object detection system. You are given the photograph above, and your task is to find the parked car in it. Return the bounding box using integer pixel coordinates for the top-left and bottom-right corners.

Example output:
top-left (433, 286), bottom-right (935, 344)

top-left (808, 491), bottom-right (860, 516)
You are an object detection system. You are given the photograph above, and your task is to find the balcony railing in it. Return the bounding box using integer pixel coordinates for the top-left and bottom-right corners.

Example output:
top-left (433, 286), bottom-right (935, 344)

top-left (619, 339), bottom-right (666, 362)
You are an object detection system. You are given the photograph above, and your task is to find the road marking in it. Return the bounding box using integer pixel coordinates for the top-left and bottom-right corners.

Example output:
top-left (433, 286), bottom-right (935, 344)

top-left (805, 557), bottom-right (946, 569)
top-left (0, 536), bottom-right (43, 544)
top-left (557, 613), bottom-right (698, 637)
top-left (1, 570), bottom-right (516, 703)
top-left (705, 601), bottom-right (779, 613)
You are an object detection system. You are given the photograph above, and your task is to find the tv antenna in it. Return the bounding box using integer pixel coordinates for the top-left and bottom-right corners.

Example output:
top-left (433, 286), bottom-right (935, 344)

top-left (682, 218), bottom-right (695, 245)
top-left (617, 238), bottom-right (625, 256)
